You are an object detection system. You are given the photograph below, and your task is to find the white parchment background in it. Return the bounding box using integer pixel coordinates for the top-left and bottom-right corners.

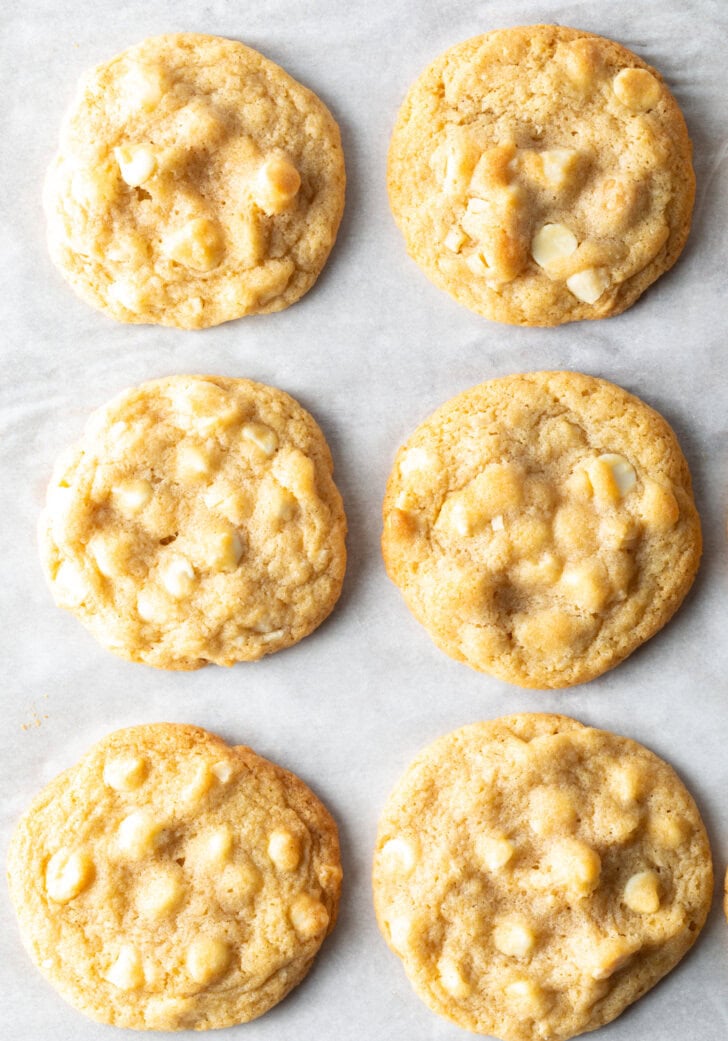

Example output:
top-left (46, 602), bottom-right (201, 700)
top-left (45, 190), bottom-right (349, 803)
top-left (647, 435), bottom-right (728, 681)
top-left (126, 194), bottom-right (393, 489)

top-left (1, 1), bottom-right (727, 1038)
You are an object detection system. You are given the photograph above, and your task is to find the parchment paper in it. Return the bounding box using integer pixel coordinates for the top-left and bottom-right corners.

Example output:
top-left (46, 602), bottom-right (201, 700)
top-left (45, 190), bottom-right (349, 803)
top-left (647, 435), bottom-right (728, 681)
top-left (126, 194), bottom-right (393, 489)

top-left (1, 2), bottom-right (727, 1038)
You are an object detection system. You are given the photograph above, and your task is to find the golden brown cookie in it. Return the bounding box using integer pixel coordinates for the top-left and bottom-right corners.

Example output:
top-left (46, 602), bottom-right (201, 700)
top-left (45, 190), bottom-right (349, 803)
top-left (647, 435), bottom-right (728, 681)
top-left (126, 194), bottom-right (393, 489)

top-left (40, 375), bottom-right (347, 669)
top-left (382, 371), bottom-right (701, 688)
top-left (7, 723), bottom-right (342, 1030)
top-left (373, 714), bottom-right (712, 1041)
top-left (45, 34), bottom-right (345, 328)
top-left (388, 25), bottom-right (694, 325)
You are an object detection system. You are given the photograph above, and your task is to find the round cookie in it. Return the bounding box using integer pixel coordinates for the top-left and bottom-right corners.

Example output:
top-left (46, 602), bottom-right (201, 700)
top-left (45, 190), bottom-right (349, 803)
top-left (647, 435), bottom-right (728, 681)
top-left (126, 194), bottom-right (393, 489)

top-left (40, 375), bottom-right (347, 669)
top-left (373, 714), bottom-right (713, 1041)
top-left (45, 33), bottom-right (346, 328)
top-left (388, 25), bottom-right (694, 325)
top-left (382, 371), bottom-right (701, 688)
top-left (7, 723), bottom-right (342, 1030)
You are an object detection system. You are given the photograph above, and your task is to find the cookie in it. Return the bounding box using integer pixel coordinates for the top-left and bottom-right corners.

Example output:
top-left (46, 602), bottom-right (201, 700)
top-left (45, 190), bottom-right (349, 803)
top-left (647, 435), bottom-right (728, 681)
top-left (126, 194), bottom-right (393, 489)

top-left (373, 714), bottom-right (712, 1041)
top-left (45, 34), bottom-right (345, 328)
top-left (40, 375), bottom-right (347, 669)
top-left (7, 723), bottom-right (342, 1030)
top-left (382, 371), bottom-right (700, 688)
top-left (388, 25), bottom-right (694, 325)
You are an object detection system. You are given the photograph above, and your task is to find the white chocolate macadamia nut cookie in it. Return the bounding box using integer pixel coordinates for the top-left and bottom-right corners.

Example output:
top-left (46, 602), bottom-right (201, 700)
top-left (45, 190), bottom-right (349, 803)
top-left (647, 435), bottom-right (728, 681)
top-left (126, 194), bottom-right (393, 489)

top-left (373, 715), bottom-right (712, 1041)
top-left (382, 371), bottom-right (700, 688)
top-left (388, 25), bottom-right (694, 325)
top-left (7, 724), bottom-right (342, 1031)
top-left (39, 376), bottom-right (346, 669)
top-left (45, 34), bottom-right (345, 328)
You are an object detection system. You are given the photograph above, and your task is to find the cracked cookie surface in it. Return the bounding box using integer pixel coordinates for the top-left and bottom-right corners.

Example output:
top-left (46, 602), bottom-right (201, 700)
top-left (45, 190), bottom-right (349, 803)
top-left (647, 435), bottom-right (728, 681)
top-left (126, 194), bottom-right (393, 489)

top-left (7, 724), bottom-right (342, 1030)
top-left (45, 33), bottom-right (345, 328)
top-left (373, 714), bottom-right (712, 1041)
top-left (40, 375), bottom-right (347, 669)
top-left (382, 371), bottom-right (700, 688)
top-left (388, 25), bottom-right (694, 325)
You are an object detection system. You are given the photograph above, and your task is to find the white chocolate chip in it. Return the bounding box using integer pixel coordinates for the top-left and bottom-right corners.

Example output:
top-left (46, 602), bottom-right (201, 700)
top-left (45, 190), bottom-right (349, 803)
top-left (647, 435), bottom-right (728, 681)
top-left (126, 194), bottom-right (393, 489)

top-left (105, 945), bottom-right (145, 990)
top-left (460, 195), bottom-right (487, 223)
top-left (122, 62), bottom-right (168, 112)
top-left (117, 810), bottom-right (162, 859)
top-left (143, 996), bottom-right (195, 1029)
top-left (505, 978), bottom-right (544, 1010)
top-left (542, 839), bottom-right (601, 897)
top-left (204, 826), bottom-right (234, 865)
top-left (250, 615), bottom-right (276, 634)
top-left (161, 556), bottom-right (196, 599)
top-left (539, 148), bottom-right (581, 189)
top-left (136, 587), bottom-right (173, 624)
top-left (388, 915), bottom-right (412, 952)
top-left (380, 836), bottom-right (418, 876)
top-left (448, 499), bottom-right (473, 536)
top-left (491, 513), bottom-right (504, 531)
top-left (588, 453), bottom-right (637, 502)
top-left (270, 484), bottom-right (297, 522)
top-left (107, 279), bottom-right (147, 313)
top-left (47, 482), bottom-right (73, 520)
top-left (172, 100), bottom-right (223, 149)
top-left (242, 422), bottom-right (278, 457)
top-left (113, 478), bottom-right (153, 514)
top-left (531, 223), bottom-right (578, 269)
top-left (493, 918), bottom-right (535, 958)
top-left (203, 482), bottom-right (250, 525)
top-left (211, 760), bottom-right (233, 783)
top-left (103, 756), bottom-right (146, 792)
top-left (638, 479), bottom-right (680, 529)
top-left (290, 893), bottom-right (330, 938)
top-left (205, 529), bottom-right (244, 572)
top-left (437, 463), bottom-right (523, 538)
top-left (260, 628), bottom-right (285, 643)
top-left (53, 560), bottom-right (89, 608)
top-left (566, 267), bottom-right (609, 304)
top-left (437, 956), bottom-right (471, 998)
top-left (528, 787), bottom-right (578, 835)
top-left (649, 813), bottom-right (686, 849)
top-left (45, 848), bottom-right (94, 903)
top-left (186, 937), bottom-right (231, 985)
top-left (623, 870), bottom-right (661, 913)
top-left (88, 535), bottom-right (115, 578)
top-left (590, 938), bottom-right (635, 980)
top-left (164, 218), bottom-right (224, 272)
top-left (114, 145), bottom-right (156, 187)
top-left (613, 67), bottom-right (661, 110)
top-left (168, 380), bottom-right (241, 435)
top-left (512, 553), bottom-right (562, 591)
top-left (252, 156), bottom-right (301, 214)
top-left (399, 446), bottom-right (435, 476)
top-left (559, 560), bottom-right (611, 613)
top-left (441, 135), bottom-right (479, 196)
top-left (216, 862), bottom-right (262, 910)
top-left (272, 448), bottom-right (316, 500)
top-left (610, 763), bottom-right (643, 803)
top-left (136, 869), bottom-right (184, 918)
top-left (476, 834), bottom-right (515, 872)
top-left (502, 736), bottom-right (532, 766)
top-left (466, 250), bottom-right (490, 277)
top-left (444, 226), bottom-right (468, 253)
top-left (177, 443), bottom-right (213, 479)
top-left (86, 532), bottom-right (130, 582)
top-left (182, 763), bottom-right (213, 807)
top-left (268, 829), bottom-right (301, 871)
